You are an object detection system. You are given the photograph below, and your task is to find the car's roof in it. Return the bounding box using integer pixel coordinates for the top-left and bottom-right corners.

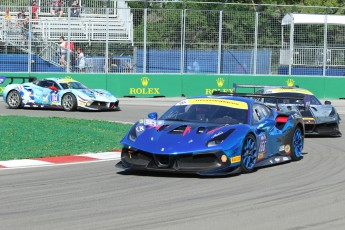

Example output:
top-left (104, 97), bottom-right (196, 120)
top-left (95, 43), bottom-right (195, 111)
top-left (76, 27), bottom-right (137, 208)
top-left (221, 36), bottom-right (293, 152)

top-left (262, 86), bottom-right (313, 95)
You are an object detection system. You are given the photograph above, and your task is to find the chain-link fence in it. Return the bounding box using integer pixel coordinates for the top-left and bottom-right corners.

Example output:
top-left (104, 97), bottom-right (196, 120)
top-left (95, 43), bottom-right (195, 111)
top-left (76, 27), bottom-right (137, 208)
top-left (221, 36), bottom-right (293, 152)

top-left (1, 1), bottom-right (345, 76)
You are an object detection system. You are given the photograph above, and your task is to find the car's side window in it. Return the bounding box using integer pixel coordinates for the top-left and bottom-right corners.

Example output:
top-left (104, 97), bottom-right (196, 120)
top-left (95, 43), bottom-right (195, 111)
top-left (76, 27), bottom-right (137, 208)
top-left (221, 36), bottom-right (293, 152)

top-left (37, 80), bottom-right (50, 88)
top-left (252, 104), bottom-right (262, 124)
top-left (252, 104), bottom-right (272, 124)
top-left (259, 104), bottom-right (272, 119)
top-left (47, 80), bottom-right (60, 89)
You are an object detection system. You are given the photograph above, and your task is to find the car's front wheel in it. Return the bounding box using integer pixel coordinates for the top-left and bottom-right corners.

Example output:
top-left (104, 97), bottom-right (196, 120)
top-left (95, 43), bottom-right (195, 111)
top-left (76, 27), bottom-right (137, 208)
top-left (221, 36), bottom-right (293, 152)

top-left (6, 90), bottom-right (22, 109)
top-left (240, 134), bottom-right (258, 173)
top-left (290, 127), bottom-right (303, 161)
top-left (62, 93), bottom-right (77, 111)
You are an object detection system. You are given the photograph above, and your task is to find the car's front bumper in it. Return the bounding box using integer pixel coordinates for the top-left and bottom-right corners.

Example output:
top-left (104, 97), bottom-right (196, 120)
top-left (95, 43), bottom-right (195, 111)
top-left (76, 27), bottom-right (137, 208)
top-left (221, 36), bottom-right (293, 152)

top-left (80, 100), bottom-right (120, 111)
top-left (305, 122), bottom-right (341, 137)
top-left (116, 147), bottom-right (240, 176)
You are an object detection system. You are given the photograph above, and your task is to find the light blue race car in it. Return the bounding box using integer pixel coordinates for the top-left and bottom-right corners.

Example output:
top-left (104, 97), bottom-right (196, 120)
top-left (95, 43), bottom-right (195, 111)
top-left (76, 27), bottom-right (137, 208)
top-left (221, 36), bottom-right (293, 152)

top-left (3, 78), bottom-right (120, 111)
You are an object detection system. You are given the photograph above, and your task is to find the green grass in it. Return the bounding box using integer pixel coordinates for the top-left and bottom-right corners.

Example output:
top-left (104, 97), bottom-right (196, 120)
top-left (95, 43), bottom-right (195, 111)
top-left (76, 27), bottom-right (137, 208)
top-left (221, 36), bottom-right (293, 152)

top-left (0, 116), bottom-right (132, 161)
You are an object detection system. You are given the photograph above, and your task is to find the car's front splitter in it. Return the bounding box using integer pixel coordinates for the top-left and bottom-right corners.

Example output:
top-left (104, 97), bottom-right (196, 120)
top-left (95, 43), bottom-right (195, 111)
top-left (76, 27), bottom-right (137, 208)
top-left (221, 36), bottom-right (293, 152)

top-left (116, 148), bottom-right (241, 176)
top-left (305, 122), bottom-right (342, 137)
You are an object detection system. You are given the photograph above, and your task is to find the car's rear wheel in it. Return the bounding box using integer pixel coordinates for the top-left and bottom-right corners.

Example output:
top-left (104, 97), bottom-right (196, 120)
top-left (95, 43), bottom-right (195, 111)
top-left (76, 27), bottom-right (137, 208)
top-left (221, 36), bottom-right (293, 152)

top-left (290, 127), bottom-right (303, 161)
top-left (6, 90), bottom-right (22, 109)
top-left (240, 134), bottom-right (258, 173)
top-left (62, 93), bottom-right (77, 111)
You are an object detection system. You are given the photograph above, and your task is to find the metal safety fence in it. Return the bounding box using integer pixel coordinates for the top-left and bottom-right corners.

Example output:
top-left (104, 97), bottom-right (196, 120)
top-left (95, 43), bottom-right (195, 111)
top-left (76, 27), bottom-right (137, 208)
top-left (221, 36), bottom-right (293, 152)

top-left (1, 1), bottom-right (345, 76)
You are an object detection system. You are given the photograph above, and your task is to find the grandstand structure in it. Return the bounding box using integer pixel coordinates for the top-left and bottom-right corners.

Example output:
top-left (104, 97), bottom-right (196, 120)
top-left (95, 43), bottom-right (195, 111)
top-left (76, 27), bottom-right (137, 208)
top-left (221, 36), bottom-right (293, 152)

top-left (2, 1), bottom-right (345, 75)
top-left (0, 0), bottom-right (133, 72)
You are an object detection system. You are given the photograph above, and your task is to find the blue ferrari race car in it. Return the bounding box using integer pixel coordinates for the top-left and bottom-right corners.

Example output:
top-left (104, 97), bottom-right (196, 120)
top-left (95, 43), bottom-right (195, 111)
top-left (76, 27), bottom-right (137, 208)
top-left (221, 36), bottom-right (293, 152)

top-left (116, 95), bottom-right (305, 176)
top-left (3, 78), bottom-right (120, 111)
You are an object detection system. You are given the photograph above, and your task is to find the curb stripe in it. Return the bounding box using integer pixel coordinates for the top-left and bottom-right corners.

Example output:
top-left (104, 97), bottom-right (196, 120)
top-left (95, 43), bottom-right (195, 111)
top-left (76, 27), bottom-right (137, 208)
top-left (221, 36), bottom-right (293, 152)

top-left (34, 155), bottom-right (98, 164)
top-left (0, 159), bottom-right (53, 168)
top-left (0, 152), bottom-right (121, 169)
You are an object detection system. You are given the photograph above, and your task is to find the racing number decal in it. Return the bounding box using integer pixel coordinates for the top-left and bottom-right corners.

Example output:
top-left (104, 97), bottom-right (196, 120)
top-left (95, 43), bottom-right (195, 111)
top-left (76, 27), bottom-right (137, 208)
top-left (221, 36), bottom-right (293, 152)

top-left (258, 134), bottom-right (267, 154)
top-left (50, 92), bottom-right (60, 105)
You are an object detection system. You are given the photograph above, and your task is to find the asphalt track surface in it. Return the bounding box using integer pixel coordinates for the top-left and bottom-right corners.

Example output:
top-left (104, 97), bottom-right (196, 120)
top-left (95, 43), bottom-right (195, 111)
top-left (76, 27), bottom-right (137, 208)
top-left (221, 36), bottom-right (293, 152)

top-left (1, 98), bottom-right (345, 230)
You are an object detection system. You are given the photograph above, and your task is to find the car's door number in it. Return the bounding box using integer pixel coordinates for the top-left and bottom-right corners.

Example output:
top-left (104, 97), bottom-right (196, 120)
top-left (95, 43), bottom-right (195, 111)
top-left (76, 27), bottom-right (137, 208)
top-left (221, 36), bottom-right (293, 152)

top-left (258, 134), bottom-right (267, 153)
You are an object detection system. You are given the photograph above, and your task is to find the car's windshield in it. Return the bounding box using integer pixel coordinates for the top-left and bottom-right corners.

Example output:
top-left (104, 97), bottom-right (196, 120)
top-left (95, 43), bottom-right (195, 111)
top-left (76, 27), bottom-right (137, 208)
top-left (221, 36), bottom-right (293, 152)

top-left (59, 81), bottom-right (88, 90)
top-left (263, 92), bottom-right (321, 105)
top-left (160, 104), bottom-right (248, 124)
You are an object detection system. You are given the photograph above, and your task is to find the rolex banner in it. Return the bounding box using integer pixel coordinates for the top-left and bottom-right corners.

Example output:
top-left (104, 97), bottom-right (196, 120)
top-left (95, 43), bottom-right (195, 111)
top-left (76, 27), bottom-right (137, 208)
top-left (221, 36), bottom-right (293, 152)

top-left (114, 74), bottom-right (182, 98)
top-left (1, 72), bottom-right (344, 98)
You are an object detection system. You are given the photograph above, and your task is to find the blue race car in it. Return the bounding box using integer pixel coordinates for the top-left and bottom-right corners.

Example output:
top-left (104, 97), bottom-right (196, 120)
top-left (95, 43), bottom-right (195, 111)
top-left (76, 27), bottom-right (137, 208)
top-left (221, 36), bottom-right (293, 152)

top-left (116, 95), bottom-right (305, 176)
top-left (3, 78), bottom-right (120, 111)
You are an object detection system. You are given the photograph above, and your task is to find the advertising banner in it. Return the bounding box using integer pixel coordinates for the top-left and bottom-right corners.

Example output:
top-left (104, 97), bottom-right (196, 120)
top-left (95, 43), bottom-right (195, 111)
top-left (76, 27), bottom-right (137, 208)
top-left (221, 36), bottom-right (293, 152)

top-left (111, 74), bottom-right (182, 98)
top-left (0, 72), bottom-right (344, 98)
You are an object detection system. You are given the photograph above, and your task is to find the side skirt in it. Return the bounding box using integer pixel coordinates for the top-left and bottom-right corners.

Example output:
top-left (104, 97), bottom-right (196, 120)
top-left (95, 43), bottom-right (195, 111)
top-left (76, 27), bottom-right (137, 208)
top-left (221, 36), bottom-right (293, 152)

top-left (255, 155), bottom-right (292, 168)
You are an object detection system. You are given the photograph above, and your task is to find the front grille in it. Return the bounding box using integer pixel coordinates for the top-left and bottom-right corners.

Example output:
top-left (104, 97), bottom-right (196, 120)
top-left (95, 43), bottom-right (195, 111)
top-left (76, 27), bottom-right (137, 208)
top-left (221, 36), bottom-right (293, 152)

top-left (90, 101), bottom-right (108, 109)
top-left (305, 124), bottom-right (315, 132)
top-left (153, 154), bottom-right (170, 167)
top-left (177, 154), bottom-right (219, 169)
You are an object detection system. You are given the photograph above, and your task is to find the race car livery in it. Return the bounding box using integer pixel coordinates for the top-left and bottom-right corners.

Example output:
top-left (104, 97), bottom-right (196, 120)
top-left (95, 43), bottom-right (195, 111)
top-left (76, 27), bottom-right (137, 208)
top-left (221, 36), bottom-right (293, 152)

top-left (116, 95), bottom-right (305, 176)
top-left (3, 78), bottom-right (120, 111)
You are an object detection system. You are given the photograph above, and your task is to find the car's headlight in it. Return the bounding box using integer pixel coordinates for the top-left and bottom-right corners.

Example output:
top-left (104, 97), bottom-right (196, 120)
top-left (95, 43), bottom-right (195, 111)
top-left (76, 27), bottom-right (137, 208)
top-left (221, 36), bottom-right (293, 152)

top-left (329, 107), bottom-right (336, 117)
top-left (207, 129), bottom-right (234, 147)
top-left (128, 123), bottom-right (145, 142)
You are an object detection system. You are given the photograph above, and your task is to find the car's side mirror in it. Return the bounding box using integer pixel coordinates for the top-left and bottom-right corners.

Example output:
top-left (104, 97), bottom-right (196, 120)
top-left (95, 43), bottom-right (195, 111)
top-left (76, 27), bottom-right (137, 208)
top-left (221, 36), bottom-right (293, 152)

top-left (49, 86), bottom-right (59, 91)
top-left (324, 100), bottom-right (332, 105)
top-left (148, 112), bottom-right (158, 120)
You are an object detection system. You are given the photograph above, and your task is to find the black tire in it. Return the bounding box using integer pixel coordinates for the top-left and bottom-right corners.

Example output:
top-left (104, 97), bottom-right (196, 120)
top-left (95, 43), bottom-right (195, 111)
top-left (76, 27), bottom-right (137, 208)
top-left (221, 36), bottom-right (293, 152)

top-left (6, 90), bottom-right (23, 109)
top-left (62, 93), bottom-right (77, 111)
top-left (240, 134), bottom-right (258, 173)
top-left (290, 127), bottom-right (304, 161)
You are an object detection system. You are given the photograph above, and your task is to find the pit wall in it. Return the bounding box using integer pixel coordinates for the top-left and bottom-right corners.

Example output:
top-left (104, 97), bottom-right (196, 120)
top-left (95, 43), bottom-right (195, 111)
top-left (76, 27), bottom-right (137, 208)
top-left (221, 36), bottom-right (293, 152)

top-left (1, 73), bottom-right (345, 99)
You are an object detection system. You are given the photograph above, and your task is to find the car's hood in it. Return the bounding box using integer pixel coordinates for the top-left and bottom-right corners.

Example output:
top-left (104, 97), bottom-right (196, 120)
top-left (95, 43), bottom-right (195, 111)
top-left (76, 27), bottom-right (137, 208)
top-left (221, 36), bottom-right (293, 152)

top-left (74, 89), bottom-right (116, 101)
top-left (121, 119), bottom-right (247, 154)
top-left (277, 103), bottom-right (338, 124)
top-left (307, 105), bottom-right (339, 123)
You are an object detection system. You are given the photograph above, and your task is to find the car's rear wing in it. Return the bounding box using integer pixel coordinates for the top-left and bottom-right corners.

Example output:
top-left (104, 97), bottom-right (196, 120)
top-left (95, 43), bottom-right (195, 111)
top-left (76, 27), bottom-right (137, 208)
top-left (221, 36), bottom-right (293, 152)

top-left (232, 83), bottom-right (298, 93)
top-left (212, 91), bottom-right (310, 111)
top-left (0, 76), bottom-right (36, 85)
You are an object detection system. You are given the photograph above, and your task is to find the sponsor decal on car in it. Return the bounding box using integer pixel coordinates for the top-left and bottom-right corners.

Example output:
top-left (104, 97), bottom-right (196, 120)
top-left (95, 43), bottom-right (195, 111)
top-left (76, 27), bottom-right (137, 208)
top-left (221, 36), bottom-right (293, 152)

top-left (50, 92), bottom-right (60, 105)
top-left (258, 152), bottom-right (265, 160)
top-left (258, 134), bottom-right (267, 154)
top-left (143, 119), bottom-right (164, 127)
top-left (279, 145), bottom-right (285, 152)
top-left (177, 98), bottom-right (248, 110)
top-left (144, 119), bottom-right (157, 126)
top-left (266, 88), bottom-right (313, 95)
top-left (230, 155), bottom-right (241, 163)
top-left (136, 125), bottom-right (145, 132)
